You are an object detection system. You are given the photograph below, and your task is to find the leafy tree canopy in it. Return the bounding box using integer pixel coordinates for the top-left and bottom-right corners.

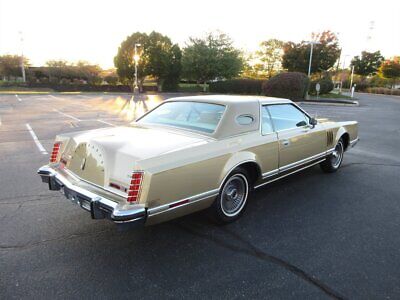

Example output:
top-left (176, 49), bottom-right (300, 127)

top-left (182, 32), bottom-right (243, 86)
top-left (256, 39), bottom-right (284, 79)
top-left (0, 55), bottom-right (29, 80)
top-left (379, 57), bottom-right (400, 80)
top-left (351, 51), bottom-right (384, 76)
top-left (282, 30), bottom-right (340, 74)
top-left (114, 31), bottom-right (181, 89)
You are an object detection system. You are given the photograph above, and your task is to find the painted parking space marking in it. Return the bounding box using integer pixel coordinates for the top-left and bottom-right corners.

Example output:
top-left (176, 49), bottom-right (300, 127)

top-left (26, 123), bottom-right (48, 155)
top-left (96, 119), bottom-right (116, 126)
top-left (15, 95), bottom-right (22, 102)
top-left (48, 95), bottom-right (61, 100)
top-left (53, 109), bottom-right (81, 121)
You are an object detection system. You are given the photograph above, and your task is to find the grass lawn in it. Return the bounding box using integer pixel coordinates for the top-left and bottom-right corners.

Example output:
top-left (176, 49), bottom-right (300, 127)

top-left (178, 83), bottom-right (208, 92)
top-left (311, 92), bottom-right (354, 100)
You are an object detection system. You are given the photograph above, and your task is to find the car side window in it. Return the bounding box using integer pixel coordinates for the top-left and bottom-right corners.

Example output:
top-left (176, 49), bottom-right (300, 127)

top-left (267, 104), bottom-right (308, 131)
top-left (261, 106), bottom-right (274, 135)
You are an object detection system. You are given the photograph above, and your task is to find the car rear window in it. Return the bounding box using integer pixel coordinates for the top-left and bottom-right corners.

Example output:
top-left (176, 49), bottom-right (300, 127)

top-left (137, 101), bottom-right (225, 134)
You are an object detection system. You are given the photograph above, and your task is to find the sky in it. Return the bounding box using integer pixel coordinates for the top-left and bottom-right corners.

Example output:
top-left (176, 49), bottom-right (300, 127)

top-left (0, 0), bottom-right (399, 69)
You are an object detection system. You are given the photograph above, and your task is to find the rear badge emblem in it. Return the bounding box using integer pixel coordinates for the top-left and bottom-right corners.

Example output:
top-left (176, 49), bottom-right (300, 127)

top-left (80, 158), bottom-right (86, 170)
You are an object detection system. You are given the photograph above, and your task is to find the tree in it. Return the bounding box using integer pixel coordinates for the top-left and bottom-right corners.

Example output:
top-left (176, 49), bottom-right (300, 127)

top-left (0, 55), bottom-right (28, 81)
top-left (256, 39), bottom-right (284, 79)
top-left (182, 32), bottom-right (243, 91)
top-left (379, 57), bottom-right (400, 88)
top-left (282, 31), bottom-right (340, 74)
top-left (351, 51), bottom-right (384, 76)
top-left (114, 31), bottom-right (182, 91)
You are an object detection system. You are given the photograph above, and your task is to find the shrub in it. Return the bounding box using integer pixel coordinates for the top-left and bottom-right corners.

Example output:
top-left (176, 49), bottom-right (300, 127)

top-left (366, 87), bottom-right (400, 96)
top-left (309, 78), bottom-right (334, 95)
top-left (262, 72), bottom-right (309, 100)
top-left (209, 79), bottom-right (263, 95)
top-left (162, 78), bottom-right (180, 92)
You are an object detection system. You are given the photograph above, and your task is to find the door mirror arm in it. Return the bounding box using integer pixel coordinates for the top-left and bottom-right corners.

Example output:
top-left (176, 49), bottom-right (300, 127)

top-left (310, 117), bottom-right (317, 128)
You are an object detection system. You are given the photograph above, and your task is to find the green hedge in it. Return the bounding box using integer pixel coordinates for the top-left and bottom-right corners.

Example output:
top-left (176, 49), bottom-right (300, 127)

top-left (262, 72), bottom-right (309, 100)
top-left (209, 79), bottom-right (263, 95)
top-left (309, 78), bottom-right (334, 95)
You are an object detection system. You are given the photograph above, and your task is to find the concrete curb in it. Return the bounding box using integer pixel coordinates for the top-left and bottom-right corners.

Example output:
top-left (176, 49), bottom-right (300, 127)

top-left (299, 100), bottom-right (359, 107)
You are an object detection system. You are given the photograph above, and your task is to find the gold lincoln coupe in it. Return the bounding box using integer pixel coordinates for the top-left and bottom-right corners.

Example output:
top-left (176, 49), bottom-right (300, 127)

top-left (38, 95), bottom-right (358, 228)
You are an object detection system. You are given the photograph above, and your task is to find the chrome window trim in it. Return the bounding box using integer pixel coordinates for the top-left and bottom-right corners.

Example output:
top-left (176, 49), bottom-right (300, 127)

top-left (136, 100), bottom-right (228, 137)
top-left (263, 103), bottom-right (312, 133)
top-left (260, 105), bottom-right (276, 136)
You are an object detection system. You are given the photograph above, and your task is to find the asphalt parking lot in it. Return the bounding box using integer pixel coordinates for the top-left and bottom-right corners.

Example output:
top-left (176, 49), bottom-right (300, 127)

top-left (1, 92), bottom-right (400, 299)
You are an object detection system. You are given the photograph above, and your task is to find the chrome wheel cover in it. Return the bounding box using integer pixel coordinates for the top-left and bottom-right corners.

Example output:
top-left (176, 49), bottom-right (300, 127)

top-left (331, 141), bottom-right (344, 168)
top-left (220, 174), bottom-right (248, 217)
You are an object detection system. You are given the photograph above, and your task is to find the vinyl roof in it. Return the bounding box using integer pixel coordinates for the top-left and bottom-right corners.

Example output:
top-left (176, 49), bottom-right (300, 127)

top-left (166, 95), bottom-right (293, 106)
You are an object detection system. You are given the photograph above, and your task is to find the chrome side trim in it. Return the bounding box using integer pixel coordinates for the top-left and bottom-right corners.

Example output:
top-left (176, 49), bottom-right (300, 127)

top-left (279, 151), bottom-right (327, 173)
top-left (262, 169), bottom-right (279, 179)
top-left (254, 159), bottom-right (325, 189)
top-left (327, 147), bottom-right (335, 154)
top-left (147, 188), bottom-right (219, 216)
top-left (350, 138), bottom-right (359, 147)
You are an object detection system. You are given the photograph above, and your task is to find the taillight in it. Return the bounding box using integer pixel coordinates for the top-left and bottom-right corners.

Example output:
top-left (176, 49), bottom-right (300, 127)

top-left (50, 142), bottom-right (62, 163)
top-left (127, 171), bottom-right (144, 203)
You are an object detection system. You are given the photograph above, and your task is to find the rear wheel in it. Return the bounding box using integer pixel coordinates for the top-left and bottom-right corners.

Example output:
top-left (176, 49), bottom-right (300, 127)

top-left (320, 138), bottom-right (344, 173)
top-left (212, 168), bottom-right (250, 224)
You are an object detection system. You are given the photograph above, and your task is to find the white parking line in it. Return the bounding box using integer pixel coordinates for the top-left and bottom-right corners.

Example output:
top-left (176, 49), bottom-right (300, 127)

top-left (15, 94), bottom-right (22, 102)
top-left (97, 120), bottom-right (116, 126)
top-left (48, 95), bottom-right (60, 100)
top-left (25, 123), bottom-right (48, 155)
top-left (53, 109), bottom-right (81, 121)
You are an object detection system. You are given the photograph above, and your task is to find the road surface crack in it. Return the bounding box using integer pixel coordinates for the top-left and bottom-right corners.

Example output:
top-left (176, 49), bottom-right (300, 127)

top-left (175, 222), bottom-right (347, 300)
top-left (0, 228), bottom-right (113, 250)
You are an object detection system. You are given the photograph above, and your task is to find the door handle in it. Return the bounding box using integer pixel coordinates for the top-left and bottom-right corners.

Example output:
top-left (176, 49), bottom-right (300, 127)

top-left (282, 139), bottom-right (290, 147)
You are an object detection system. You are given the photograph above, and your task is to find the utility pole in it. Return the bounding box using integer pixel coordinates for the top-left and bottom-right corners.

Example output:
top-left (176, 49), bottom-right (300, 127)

top-left (19, 31), bottom-right (26, 83)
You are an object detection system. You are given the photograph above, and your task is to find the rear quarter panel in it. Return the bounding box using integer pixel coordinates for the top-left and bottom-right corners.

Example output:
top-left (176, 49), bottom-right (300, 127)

top-left (141, 131), bottom-right (278, 224)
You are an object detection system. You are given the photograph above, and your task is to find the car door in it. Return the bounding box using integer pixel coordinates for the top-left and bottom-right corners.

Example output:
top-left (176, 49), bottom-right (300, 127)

top-left (266, 103), bottom-right (325, 172)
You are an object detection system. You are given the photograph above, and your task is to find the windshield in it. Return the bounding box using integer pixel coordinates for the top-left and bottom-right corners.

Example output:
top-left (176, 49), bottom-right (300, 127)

top-left (137, 101), bottom-right (225, 134)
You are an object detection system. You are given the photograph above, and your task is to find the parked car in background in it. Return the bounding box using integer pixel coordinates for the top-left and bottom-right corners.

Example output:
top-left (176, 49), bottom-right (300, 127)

top-left (38, 95), bottom-right (358, 228)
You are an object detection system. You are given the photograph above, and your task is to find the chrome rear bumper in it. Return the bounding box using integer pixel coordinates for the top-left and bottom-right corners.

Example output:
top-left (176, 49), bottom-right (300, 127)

top-left (37, 166), bottom-right (146, 228)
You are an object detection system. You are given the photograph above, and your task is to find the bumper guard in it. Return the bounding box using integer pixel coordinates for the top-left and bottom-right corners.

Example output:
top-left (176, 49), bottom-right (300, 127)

top-left (37, 166), bottom-right (146, 228)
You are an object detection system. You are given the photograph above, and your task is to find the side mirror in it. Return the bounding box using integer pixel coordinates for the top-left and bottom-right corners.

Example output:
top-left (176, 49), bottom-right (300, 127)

top-left (310, 117), bottom-right (317, 127)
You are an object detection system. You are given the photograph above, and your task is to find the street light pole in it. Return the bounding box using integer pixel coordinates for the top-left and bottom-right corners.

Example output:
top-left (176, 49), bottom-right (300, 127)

top-left (133, 43), bottom-right (141, 96)
top-left (307, 42), bottom-right (314, 78)
top-left (305, 41), bottom-right (319, 99)
top-left (19, 31), bottom-right (26, 83)
top-left (339, 54), bottom-right (350, 94)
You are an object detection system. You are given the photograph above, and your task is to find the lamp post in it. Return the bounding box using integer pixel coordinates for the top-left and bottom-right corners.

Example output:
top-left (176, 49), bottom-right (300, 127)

top-left (339, 54), bottom-right (350, 94)
top-left (305, 41), bottom-right (319, 99)
top-left (19, 31), bottom-right (26, 83)
top-left (133, 43), bottom-right (141, 96)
